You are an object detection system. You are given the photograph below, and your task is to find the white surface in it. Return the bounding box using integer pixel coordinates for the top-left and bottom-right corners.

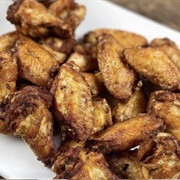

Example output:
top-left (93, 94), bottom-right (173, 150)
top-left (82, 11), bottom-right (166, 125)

top-left (0, 0), bottom-right (180, 179)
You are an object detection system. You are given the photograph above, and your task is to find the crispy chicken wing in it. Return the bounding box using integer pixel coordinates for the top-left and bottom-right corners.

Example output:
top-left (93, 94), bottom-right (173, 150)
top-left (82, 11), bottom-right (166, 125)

top-left (150, 38), bottom-right (180, 70)
top-left (39, 37), bottom-right (77, 64)
top-left (89, 114), bottom-right (164, 153)
top-left (4, 86), bottom-right (57, 165)
top-left (84, 28), bottom-right (148, 49)
top-left (97, 34), bottom-right (136, 100)
top-left (107, 150), bottom-right (144, 179)
top-left (124, 47), bottom-right (180, 90)
top-left (147, 90), bottom-right (180, 141)
top-left (52, 146), bottom-right (119, 180)
top-left (51, 62), bottom-right (94, 141)
top-left (138, 132), bottom-right (180, 179)
top-left (15, 35), bottom-right (59, 88)
top-left (7, 0), bottom-right (74, 39)
top-left (112, 81), bottom-right (147, 122)
top-left (49, 0), bottom-right (86, 29)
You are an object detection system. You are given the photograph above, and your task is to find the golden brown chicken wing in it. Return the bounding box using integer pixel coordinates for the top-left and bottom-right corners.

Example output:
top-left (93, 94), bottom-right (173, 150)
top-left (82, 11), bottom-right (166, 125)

top-left (51, 62), bottom-right (94, 141)
top-left (0, 31), bottom-right (19, 51)
top-left (124, 47), bottom-right (180, 90)
top-left (150, 38), bottom-right (180, 70)
top-left (107, 150), bottom-right (144, 179)
top-left (4, 86), bottom-right (57, 165)
top-left (92, 97), bottom-right (113, 134)
top-left (0, 51), bottom-right (18, 102)
top-left (84, 28), bottom-right (148, 49)
top-left (7, 0), bottom-right (74, 39)
top-left (39, 37), bottom-right (77, 64)
top-left (49, 0), bottom-right (86, 29)
top-left (52, 146), bottom-right (119, 179)
top-left (97, 34), bottom-right (136, 100)
top-left (112, 81), bottom-right (147, 122)
top-left (147, 90), bottom-right (180, 141)
top-left (138, 132), bottom-right (180, 179)
top-left (89, 114), bottom-right (164, 153)
top-left (15, 35), bottom-right (59, 88)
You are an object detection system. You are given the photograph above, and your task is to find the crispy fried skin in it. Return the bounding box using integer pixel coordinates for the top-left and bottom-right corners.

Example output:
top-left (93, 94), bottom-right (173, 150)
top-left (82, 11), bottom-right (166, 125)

top-left (52, 146), bottom-right (119, 180)
top-left (15, 35), bottom-right (59, 88)
top-left (113, 81), bottom-right (147, 122)
top-left (0, 51), bottom-right (18, 102)
top-left (89, 114), bottom-right (164, 153)
top-left (92, 97), bottom-right (113, 134)
top-left (4, 86), bottom-right (57, 165)
top-left (0, 31), bottom-right (19, 51)
top-left (124, 47), bottom-right (180, 90)
top-left (84, 28), bottom-right (148, 49)
top-left (49, 0), bottom-right (86, 29)
top-left (7, 0), bottom-right (74, 39)
top-left (81, 72), bottom-right (104, 97)
top-left (150, 38), bottom-right (180, 70)
top-left (51, 62), bottom-right (94, 141)
top-left (147, 90), bottom-right (180, 141)
top-left (39, 37), bottom-right (77, 64)
top-left (97, 34), bottom-right (136, 100)
top-left (107, 150), bottom-right (144, 179)
top-left (138, 132), bottom-right (180, 179)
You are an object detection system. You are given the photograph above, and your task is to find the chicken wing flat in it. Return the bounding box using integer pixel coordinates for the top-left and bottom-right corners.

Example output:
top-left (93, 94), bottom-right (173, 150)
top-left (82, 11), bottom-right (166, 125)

top-left (81, 72), bottom-right (104, 97)
top-left (7, 0), bottom-right (74, 39)
top-left (124, 47), bottom-right (180, 90)
top-left (150, 38), bottom-right (180, 70)
top-left (89, 114), bottom-right (164, 153)
top-left (0, 51), bottom-right (18, 102)
top-left (147, 90), bottom-right (180, 141)
top-left (51, 62), bottom-right (94, 141)
top-left (49, 0), bottom-right (86, 29)
top-left (4, 86), bottom-right (57, 165)
top-left (52, 146), bottom-right (119, 179)
top-left (107, 150), bottom-right (144, 179)
top-left (138, 132), bottom-right (180, 179)
top-left (0, 31), bottom-right (19, 51)
top-left (15, 35), bottom-right (59, 88)
top-left (84, 28), bottom-right (148, 49)
top-left (113, 81), bottom-right (147, 122)
top-left (39, 37), bottom-right (77, 64)
top-left (92, 97), bottom-right (113, 134)
top-left (97, 34), bottom-right (136, 100)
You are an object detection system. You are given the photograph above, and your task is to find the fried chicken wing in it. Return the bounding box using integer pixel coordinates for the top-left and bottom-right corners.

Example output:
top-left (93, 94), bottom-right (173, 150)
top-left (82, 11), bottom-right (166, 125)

top-left (112, 81), bottom-right (147, 122)
top-left (0, 31), bottom-right (19, 51)
top-left (138, 132), bottom-right (180, 179)
top-left (147, 90), bottom-right (180, 141)
top-left (81, 72), bottom-right (104, 97)
top-left (15, 35), bottom-right (59, 88)
top-left (150, 38), bottom-right (180, 70)
top-left (51, 62), bottom-right (94, 141)
top-left (84, 28), bottom-right (148, 49)
top-left (97, 34), bottom-right (136, 100)
top-left (107, 150), bottom-right (144, 179)
top-left (4, 86), bottom-right (57, 165)
top-left (89, 114), bottom-right (164, 153)
top-left (92, 97), bottom-right (113, 134)
top-left (124, 47), bottom-right (180, 90)
top-left (7, 0), bottom-right (74, 39)
top-left (0, 51), bottom-right (18, 102)
top-left (52, 146), bottom-right (119, 180)
top-left (49, 0), bottom-right (86, 29)
top-left (39, 37), bottom-right (77, 64)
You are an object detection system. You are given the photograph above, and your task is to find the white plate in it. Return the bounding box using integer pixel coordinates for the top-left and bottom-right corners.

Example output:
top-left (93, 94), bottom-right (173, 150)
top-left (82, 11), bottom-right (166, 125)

top-left (0, 0), bottom-right (180, 179)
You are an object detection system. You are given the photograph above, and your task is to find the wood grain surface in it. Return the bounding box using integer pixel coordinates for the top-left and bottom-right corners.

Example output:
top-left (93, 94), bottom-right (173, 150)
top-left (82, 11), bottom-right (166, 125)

top-left (109, 0), bottom-right (180, 31)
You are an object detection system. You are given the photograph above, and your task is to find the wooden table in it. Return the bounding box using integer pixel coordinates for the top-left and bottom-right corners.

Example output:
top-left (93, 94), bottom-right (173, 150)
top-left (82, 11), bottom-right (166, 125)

top-left (110, 0), bottom-right (180, 32)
